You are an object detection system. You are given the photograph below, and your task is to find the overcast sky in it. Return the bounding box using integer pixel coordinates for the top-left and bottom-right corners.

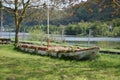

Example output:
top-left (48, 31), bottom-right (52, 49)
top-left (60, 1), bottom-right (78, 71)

top-left (2, 0), bottom-right (87, 9)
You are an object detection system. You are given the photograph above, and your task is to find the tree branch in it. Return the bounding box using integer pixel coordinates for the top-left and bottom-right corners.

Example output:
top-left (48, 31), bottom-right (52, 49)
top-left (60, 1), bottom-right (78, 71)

top-left (113, 0), bottom-right (120, 6)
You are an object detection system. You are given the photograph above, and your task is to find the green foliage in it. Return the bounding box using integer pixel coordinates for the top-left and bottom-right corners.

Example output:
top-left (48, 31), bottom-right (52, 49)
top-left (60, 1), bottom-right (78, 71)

top-left (65, 24), bottom-right (78, 35)
top-left (112, 18), bottom-right (120, 27)
top-left (112, 27), bottom-right (120, 37)
top-left (64, 20), bottom-right (120, 37)
top-left (29, 25), bottom-right (47, 44)
top-left (90, 22), bottom-right (109, 36)
top-left (24, 18), bottom-right (120, 37)
top-left (0, 45), bottom-right (120, 80)
top-left (65, 22), bottom-right (91, 36)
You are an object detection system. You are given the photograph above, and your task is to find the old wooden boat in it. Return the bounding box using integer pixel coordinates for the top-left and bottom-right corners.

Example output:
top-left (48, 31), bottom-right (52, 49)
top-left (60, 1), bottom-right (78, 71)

top-left (18, 44), bottom-right (99, 60)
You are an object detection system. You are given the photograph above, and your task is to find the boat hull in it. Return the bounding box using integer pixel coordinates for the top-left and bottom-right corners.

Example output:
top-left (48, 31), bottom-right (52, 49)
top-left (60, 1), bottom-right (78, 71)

top-left (18, 44), bottom-right (99, 60)
top-left (56, 47), bottom-right (99, 60)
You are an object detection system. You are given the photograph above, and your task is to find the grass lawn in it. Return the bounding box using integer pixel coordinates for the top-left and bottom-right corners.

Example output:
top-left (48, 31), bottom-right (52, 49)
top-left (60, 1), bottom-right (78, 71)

top-left (0, 45), bottom-right (120, 80)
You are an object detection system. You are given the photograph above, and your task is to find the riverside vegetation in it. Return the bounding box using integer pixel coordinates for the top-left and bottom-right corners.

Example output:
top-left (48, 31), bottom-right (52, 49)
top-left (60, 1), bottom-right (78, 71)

top-left (0, 44), bottom-right (120, 80)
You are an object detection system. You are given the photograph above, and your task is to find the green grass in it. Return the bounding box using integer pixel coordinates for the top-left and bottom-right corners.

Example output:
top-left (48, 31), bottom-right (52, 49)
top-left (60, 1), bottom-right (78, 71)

top-left (0, 45), bottom-right (120, 80)
top-left (100, 48), bottom-right (120, 53)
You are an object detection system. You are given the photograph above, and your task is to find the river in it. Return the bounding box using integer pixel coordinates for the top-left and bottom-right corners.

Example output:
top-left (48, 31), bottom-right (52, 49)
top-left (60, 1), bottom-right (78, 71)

top-left (0, 32), bottom-right (120, 42)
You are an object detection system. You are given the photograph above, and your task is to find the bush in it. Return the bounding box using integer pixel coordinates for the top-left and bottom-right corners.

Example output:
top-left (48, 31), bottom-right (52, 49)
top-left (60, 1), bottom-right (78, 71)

top-left (29, 26), bottom-right (47, 44)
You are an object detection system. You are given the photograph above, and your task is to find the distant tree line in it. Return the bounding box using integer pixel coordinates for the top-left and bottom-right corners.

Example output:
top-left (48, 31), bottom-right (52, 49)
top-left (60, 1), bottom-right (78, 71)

top-left (26, 18), bottom-right (120, 37)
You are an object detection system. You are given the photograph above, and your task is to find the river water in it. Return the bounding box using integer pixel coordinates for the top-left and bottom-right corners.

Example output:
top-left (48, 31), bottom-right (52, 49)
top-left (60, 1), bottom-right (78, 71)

top-left (0, 32), bottom-right (120, 42)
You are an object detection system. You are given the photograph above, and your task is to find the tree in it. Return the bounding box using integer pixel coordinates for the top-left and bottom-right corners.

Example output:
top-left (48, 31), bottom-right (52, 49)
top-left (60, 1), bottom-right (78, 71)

top-left (2, 0), bottom-right (32, 47)
top-left (14, 0), bottom-right (30, 47)
top-left (2, 0), bottom-right (82, 47)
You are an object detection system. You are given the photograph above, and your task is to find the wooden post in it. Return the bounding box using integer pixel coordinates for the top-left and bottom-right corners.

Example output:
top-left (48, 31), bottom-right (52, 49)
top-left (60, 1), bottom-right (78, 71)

top-left (88, 29), bottom-right (91, 46)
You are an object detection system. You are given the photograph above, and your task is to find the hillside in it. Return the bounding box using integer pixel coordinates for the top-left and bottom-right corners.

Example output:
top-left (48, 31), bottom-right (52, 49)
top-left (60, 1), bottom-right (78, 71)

top-left (55, 0), bottom-right (120, 25)
top-left (1, 0), bottom-right (120, 27)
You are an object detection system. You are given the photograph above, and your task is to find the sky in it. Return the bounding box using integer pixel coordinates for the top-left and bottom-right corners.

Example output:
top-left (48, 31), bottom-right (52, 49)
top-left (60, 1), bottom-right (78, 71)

top-left (2, 0), bottom-right (87, 9)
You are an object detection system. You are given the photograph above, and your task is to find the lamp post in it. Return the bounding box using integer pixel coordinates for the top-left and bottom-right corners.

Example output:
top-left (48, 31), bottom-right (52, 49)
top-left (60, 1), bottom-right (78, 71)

top-left (47, 1), bottom-right (50, 48)
top-left (0, 0), bottom-right (4, 37)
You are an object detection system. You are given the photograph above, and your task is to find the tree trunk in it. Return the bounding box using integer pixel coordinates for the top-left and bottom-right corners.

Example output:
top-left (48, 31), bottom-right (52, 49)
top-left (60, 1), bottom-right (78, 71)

top-left (15, 24), bottom-right (19, 48)
top-left (13, 0), bottom-right (29, 48)
top-left (14, 11), bottom-right (20, 48)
